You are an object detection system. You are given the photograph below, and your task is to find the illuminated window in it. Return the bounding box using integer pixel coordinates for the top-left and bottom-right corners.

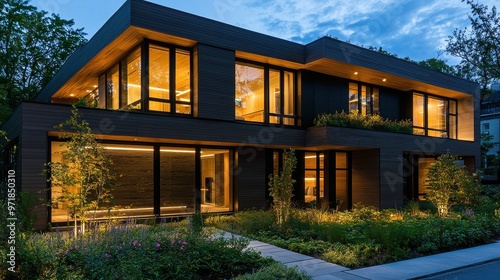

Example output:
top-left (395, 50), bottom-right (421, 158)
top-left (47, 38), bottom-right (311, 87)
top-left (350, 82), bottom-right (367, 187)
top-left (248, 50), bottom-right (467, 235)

top-left (121, 48), bottom-right (142, 110)
top-left (349, 82), bottom-right (379, 115)
top-left (413, 93), bottom-right (455, 138)
top-left (236, 62), bottom-right (297, 125)
top-left (98, 43), bottom-right (191, 114)
top-left (304, 152), bottom-right (324, 205)
top-left (235, 63), bottom-right (264, 122)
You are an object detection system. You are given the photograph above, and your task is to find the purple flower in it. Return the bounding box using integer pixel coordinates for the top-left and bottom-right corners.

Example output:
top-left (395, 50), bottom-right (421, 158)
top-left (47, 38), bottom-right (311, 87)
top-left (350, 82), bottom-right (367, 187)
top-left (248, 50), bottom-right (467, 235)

top-left (155, 243), bottom-right (161, 248)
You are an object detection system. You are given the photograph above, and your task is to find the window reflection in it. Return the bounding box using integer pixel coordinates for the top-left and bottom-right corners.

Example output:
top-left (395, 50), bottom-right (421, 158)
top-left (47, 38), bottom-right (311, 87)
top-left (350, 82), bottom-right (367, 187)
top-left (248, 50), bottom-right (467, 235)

top-left (235, 63), bottom-right (265, 122)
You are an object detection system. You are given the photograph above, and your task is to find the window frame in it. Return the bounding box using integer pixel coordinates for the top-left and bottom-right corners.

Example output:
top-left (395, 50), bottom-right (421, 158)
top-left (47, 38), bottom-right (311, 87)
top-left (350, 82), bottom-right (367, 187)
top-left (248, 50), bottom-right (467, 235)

top-left (348, 82), bottom-right (380, 115)
top-left (412, 91), bottom-right (458, 138)
top-left (97, 41), bottom-right (193, 115)
top-left (235, 59), bottom-right (298, 126)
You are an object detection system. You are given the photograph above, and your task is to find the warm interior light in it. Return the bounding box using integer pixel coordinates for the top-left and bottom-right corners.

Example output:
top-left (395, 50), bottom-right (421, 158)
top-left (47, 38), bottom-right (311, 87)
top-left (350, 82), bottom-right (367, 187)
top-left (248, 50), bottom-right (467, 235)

top-left (104, 146), bottom-right (153, 152)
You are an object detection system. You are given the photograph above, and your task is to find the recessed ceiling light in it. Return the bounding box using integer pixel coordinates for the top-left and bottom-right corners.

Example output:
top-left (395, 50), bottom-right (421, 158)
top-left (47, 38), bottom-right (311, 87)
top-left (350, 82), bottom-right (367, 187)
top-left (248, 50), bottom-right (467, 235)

top-left (382, 78), bottom-right (387, 82)
top-left (69, 93), bottom-right (75, 97)
top-left (354, 72), bottom-right (358, 75)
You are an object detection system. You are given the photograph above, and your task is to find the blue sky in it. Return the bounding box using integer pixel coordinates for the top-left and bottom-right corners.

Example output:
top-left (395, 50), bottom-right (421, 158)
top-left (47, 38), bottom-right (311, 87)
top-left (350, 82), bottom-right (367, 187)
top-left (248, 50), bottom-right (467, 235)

top-left (31, 0), bottom-right (497, 64)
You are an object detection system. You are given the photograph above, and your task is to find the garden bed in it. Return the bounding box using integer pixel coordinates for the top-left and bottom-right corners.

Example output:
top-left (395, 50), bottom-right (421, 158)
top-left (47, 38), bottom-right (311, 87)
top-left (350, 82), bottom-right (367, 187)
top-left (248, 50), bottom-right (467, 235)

top-left (208, 206), bottom-right (500, 268)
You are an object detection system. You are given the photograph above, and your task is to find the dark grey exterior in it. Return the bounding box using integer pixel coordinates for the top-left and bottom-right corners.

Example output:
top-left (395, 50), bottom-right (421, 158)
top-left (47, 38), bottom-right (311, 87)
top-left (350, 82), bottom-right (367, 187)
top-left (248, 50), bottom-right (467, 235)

top-left (2, 0), bottom-right (480, 230)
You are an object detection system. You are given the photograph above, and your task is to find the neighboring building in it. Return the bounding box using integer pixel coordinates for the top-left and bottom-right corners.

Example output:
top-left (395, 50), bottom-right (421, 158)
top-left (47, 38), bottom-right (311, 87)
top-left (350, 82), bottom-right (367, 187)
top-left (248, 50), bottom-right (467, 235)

top-left (1, 0), bottom-right (480, 230)
top-left (480, 83), bottom-right (500, 182)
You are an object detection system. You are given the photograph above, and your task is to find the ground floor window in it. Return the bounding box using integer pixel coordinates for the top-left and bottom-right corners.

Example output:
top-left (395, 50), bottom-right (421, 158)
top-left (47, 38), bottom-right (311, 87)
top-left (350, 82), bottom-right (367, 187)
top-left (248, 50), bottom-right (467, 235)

top-left (302, 151), bottom-right (350, 210)
top-left (50, 142), bottom-right (233, 223)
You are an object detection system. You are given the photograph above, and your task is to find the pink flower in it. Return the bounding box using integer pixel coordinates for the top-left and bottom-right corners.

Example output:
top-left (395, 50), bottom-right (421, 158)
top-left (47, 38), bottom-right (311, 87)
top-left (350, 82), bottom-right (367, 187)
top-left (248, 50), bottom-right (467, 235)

top-left (155, 243), bottom-right (161, 248)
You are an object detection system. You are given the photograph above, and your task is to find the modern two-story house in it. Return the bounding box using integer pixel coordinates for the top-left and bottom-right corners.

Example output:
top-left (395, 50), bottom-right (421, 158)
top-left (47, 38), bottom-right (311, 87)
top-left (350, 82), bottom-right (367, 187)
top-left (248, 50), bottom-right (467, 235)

top-left (1, 0), bottom-right (480, 230)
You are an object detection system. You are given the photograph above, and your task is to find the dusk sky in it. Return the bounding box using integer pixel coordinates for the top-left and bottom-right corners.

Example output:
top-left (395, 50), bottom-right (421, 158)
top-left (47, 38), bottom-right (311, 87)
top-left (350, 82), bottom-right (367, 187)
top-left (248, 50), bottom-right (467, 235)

top-left (31, 0), bottom-right (497, 65)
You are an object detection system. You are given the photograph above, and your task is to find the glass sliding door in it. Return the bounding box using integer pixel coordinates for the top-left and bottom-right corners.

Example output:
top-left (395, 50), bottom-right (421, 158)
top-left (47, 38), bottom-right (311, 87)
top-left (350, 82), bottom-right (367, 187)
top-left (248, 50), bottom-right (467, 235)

top-left (201, 149), bottom-right (233, 212)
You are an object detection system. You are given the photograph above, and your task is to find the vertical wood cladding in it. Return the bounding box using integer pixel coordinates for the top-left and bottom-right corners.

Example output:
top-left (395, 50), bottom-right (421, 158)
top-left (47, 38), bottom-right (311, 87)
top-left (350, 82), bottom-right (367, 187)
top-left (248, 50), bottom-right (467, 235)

top-left (351, 149), bottom-right (380, 208)
top-left (107, 149), bottom-right (155, 209)
top-left (237, 148), bottom-right (266, 210)
top-left (160, 152), bottom-right (196, 209)
top-left (195, 44), bottom-right (235, 121)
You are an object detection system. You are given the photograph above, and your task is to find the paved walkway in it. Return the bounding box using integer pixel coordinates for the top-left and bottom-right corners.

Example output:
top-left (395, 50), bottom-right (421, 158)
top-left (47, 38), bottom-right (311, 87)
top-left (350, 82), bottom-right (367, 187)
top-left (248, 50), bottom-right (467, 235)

top-left (220, 231), bottom-right (500, 279)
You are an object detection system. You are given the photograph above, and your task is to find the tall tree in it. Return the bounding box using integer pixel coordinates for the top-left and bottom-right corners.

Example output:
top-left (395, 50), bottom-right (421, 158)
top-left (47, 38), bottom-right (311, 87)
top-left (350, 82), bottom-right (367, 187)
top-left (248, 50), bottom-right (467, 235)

top-left (446, 0), bottom-right (500, 97)
top-left (0, 0), bottom-right (87, 124)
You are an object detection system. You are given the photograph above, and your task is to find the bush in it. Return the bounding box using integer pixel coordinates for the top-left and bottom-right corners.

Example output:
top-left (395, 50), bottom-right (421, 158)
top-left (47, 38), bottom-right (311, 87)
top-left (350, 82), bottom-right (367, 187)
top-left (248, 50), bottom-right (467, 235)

top-left (4, 224), bottom-right (275, 279)
top-left (235, 263), bottom-right (312, 280)
top-left (313, 111), bottom-right (413, 134)
top-left (210, 208), bottom-right (500, 268)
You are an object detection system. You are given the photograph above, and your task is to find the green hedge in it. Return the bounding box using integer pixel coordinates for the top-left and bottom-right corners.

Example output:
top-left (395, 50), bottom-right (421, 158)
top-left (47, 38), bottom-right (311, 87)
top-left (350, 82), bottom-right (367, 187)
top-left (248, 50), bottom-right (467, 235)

top-left (313, 111), bottom-right (413, 134)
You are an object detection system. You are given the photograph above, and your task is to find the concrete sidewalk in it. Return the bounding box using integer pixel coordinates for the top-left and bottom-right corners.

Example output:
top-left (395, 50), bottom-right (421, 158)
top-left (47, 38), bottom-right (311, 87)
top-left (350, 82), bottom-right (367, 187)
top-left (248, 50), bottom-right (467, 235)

top-left (220, 231), bottom-right (500, 279)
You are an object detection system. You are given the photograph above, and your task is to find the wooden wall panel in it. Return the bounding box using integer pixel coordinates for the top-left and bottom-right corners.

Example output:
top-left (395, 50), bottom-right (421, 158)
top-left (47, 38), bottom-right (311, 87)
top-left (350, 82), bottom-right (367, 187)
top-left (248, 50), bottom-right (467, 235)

top-left (195, 44), bottom-right (235, 121)
top-left (237, 148), bottom-right (266, 210)
top-left (351, 149), bottom-right (380, 208)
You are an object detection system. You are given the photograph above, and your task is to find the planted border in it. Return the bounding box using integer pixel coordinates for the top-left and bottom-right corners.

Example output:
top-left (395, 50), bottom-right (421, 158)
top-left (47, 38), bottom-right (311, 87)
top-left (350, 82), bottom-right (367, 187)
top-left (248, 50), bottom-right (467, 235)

top-left (313, 111), bottom-right (413, 134)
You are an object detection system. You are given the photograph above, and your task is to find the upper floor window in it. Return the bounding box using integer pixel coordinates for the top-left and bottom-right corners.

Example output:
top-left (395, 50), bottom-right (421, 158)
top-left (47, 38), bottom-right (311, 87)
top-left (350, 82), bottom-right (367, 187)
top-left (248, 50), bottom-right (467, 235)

top-left (413, 93), bottom-right (457, 138)
top-left (349, 82), bottom-right (379, 115)
top-left (149, 46), bottom-right (191, 114)
top-left (95, 42), bottom-right (192, 115)
top-left (235, 62), bottom-right (296, 125)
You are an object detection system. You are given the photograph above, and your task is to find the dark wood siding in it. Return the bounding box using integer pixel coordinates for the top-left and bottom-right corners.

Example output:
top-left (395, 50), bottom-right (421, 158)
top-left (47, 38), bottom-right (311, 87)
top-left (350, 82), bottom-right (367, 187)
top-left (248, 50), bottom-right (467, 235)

top-left (130, 0), bottom-right (304, 64)
top-left (195, 44), bottom-right (235, 121)
top-left (237, 148), bottom-right (266, 210)
top-left (352, 149), bottom-right (380, 208)
top-left (379, 87), bottom-right (404, 121)
top-left (300, 70), bottom-right (348, 127)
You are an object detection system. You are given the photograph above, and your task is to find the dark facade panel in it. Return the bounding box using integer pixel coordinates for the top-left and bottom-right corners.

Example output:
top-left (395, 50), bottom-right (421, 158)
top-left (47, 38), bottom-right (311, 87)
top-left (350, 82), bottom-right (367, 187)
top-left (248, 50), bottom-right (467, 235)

top-left (379, 87), bottom-right (406, 121)
top-left (237, 148), bottom-right (266, 210)
top-left (352, 149), bottom-right (380, 208)
top-left (300, 70), bottom-right (349, 127)
top-left (195, 44), bottom-right (235, 121)
top-left (34, 2), bottom-right (132, 103)
top-left (305, 37), bottom-right (478, 95)
top-left (130, 0), bottom-right (304, 64)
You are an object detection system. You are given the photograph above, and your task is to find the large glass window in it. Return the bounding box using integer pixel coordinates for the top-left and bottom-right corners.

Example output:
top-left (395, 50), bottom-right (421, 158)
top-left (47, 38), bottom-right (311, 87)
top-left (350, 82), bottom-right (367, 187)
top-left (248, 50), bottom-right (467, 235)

top-left (349, 82), bottom-right (379, 115)
top-left (149, 45), bottom-right (170, 112)
top-left (304, 152), bottom-right (324, 205)
top-left (50, 142), bottom-right (233, 223)
top-left (121, 49), bottom-right (142, 110)
top-left (236, 62), bottom-right (296, 125)
top-left (235, 63), bottom-right (265, 122)
top-left (413, 93), bottom-right (454, 138)
top-left (96, 42), bottom-right (191, 115)
top-left (106, 65), bottom-right (119, 110)
top-left (201, 149), bottom-right (233, 212)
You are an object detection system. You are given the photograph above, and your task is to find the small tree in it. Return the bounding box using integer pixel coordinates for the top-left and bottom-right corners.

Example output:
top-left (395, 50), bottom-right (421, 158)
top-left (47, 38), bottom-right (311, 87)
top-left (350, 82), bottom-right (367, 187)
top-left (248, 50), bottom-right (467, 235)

top-left (268, 149), bottom-right (297, 225)
top-left (425, 152), bottom-right (481, 216)
top-left (45, 107), bottom-right (113, 236)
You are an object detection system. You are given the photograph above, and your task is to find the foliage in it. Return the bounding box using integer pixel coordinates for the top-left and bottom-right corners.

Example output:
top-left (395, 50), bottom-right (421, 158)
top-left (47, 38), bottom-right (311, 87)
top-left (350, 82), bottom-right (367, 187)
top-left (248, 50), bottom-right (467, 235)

top-left (313, 111), bottom-right (413, 134)
top-left (235, 262), bottom-right (312, 280)
top-left (268, 149), bottom-right (297, 225)
top-left (0, 0), bottom-right (87, 125)
top-left (210, 207), bottom-right (500, 268)
top-left (425, 152), bottom-right (481, 216)
top-left (481, 132), bottom-right (499, 168)
top-left (1, 223), bottom-right (275, 279)
top-left (45, 106), bottom-right (114, 237)
top-left (446, 0), bottom-right (500, 97)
